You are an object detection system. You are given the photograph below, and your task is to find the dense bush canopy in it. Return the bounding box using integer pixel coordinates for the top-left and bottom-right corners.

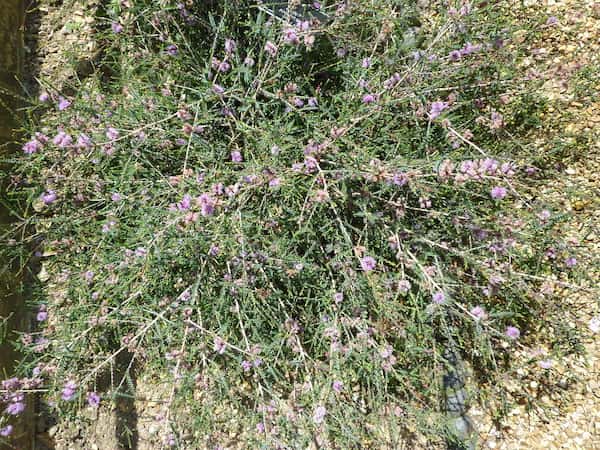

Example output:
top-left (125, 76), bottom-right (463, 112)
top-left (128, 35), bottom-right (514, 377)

top-left (1, 1), bottom-right (586, 447)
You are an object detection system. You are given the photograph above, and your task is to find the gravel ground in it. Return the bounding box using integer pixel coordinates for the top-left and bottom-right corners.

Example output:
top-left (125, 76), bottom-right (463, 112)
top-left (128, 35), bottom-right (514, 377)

top-left (473, 1), bottom-right (600, 448)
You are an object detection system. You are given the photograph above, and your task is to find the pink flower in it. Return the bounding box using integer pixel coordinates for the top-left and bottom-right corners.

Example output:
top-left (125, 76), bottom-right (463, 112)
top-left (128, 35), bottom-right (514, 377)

top-left (165, 44), bottom-right (178, 56)
top-left (231, 151), bottom-right (243, 162)
top-left (218, 61), bottom-right (230, 72)
top-left (57, 97), bottom-right (71, 110)
top-left (5, 401), bottom-right (25, 415)
top-left (41, 190), bottom-right (57, 205)
top-left (87, 392), bottom-right (100, 407)
top-left (360, 256), bottom-right (377, 272)
top-left (333, 292), bottom-right (344, 303)
top-left (537, 209), bottom-right (551, 221)
top-left (77, 133), bottom-right (93, 149)
top-left (53, 131), bottom-right (73, 148)
top-left (224, 38), bottom-right (236, 53)
top-left (111, 22), bottom-right (123, 33)
top-left (398, 280), bottom-right (411, 294)
top-left (106, 127), bottom-right (120, 140)
top-left (470, 306), bottom-right (487, 321)
top-left (313, 189), bottom-right (329, 202)
top-left (197, 193), bottom-right (215, 216)
top-left (283, 28), bottom-right (299, 45)
top-left (0, 425), bottom-right (13, 436)
top-left (490, 186), bottom-right (507, 200)
top-left (505, 326), bottom-right (520, 340)
top-left (361, 57), bottom-right (371, 68)
top-left (362, 93), bottom-right (376, 104)
top-left (565, 257), bottom-right (577, 268)
top-left (313, 405), bottom-right (327, 424)
top-left (380, 345), bottom-right (394, 359)
top-left (213, 336), bottom-right (226, 354)
top-left (23, 139), bottom-right (42, 154)
top-left (428, 101), bottom-right (448, 119)
top-left (212, 84), bottom-right (225, 96)
top-left (264, 41), bottom-right (278, 57)
top-left (432, 291), bottom-right (446, 304)
top-left (332, 380), bottom-right (344, 392)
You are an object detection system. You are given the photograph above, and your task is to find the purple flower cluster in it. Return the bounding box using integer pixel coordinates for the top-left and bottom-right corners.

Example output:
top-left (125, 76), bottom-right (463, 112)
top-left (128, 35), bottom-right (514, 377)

top-left (57, 96), bottom-right (71, 111)
top-left (383, 72), bottom-right (402, 90)
top-left (36, 305), bottom-right (48, 322)
top-left (52, 130), bottom-right (73, 148)
top-left (77, 133), bottom-right (93, 149)
top-left (360, 256), bottom-right (377, 272)
top-left (470, 305), bottom-right (487, 321)
top-left (362, 93), bottom-right (377, 104)
top-left (432, 291), bottom-right (446, 304)
top-left (264, 41), bottom-right (278, 57)
top-left (87, 391), bottom-right (101, 407)
top-left (212, 84), bottom-right (225, 96)
top-left (428, 101), bottom-right (448, 119)
top-left (505, 326), bottom-right (520, 340)
top-left (211, 57), bottom-right (231, 73)
top-left (380, 344), bottom-right (397, 372)
top-left (313, 405), bottom-right (327, 424)
top-left (22, 137), bottom-right (43, 154)
top-left (165, 44), bottom-right (178, 56)
top-left (231, 151), bottom-right (243, 163)
top-left (197, 193), bottom-right (216, 216)
top-left (61, 380), bottom-right (78, 401)
top-left (41, 190), bottom-right (57, 205)
top-left (2, 379), bottom-right (25, 416)
top-left (439, 158), bottom-right (516, 184)
top-left (177, 194), bottom-right (192, 211)
top-left (241, 358), bottom-right (262, 372)
top-left (106, 127), bottom-right (120, 140)
top-left (282, 19), bottom-right (315, 48)
top-left (490, 185), bottom-right (508, 200)
top-left (4, 394), bottom-right (25, 415)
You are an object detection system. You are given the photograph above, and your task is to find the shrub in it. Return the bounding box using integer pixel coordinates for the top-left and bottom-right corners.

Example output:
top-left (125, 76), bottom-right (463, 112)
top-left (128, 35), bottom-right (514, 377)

top-left (1, 0), bottom-right (586, 447)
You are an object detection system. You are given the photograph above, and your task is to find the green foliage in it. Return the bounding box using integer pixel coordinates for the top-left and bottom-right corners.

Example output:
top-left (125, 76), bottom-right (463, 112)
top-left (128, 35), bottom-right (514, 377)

top-left (1, 0), bottom-right (588, 447)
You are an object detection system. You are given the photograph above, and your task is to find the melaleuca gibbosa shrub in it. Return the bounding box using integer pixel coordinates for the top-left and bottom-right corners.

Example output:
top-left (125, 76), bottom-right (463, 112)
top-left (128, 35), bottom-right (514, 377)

top-left (2, 0), bottom-right (587, 447)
